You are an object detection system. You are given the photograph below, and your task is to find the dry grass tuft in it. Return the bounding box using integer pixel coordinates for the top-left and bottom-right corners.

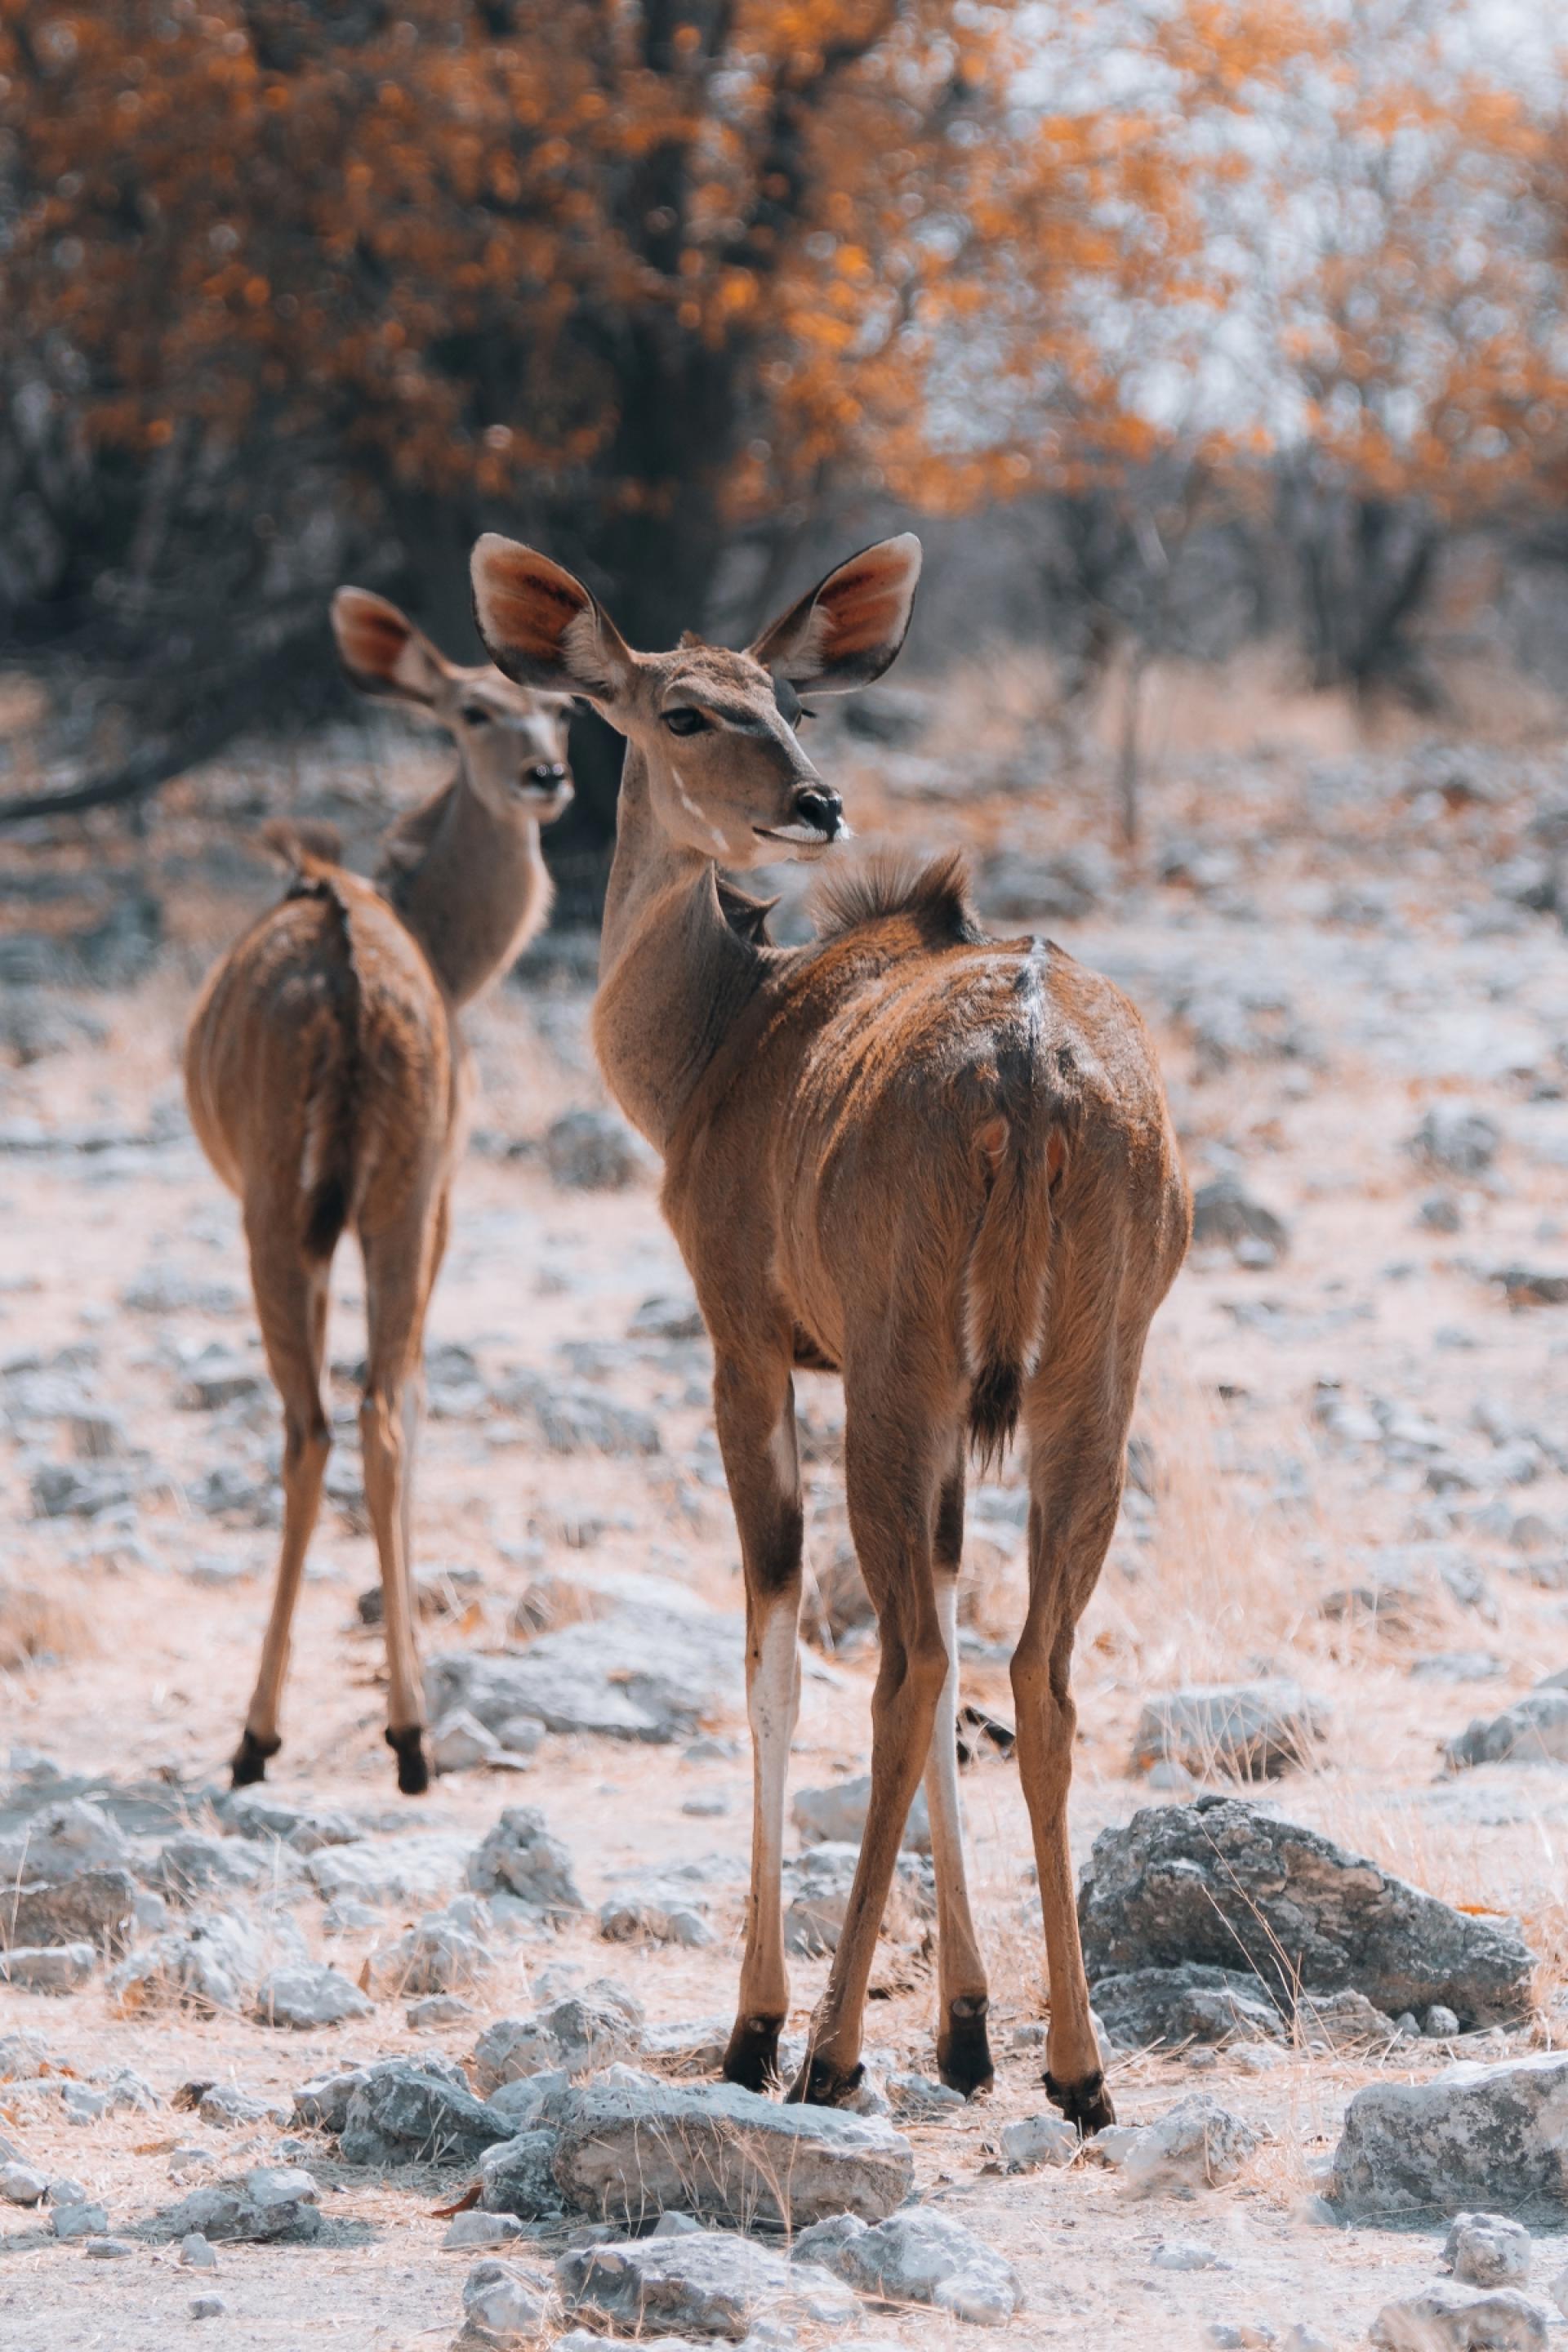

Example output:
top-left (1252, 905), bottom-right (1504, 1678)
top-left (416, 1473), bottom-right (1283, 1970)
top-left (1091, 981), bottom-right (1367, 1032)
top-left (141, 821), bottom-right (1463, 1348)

top-left (1084, 1361), bottom-right (1316, 1693)
top-left (510, 1567), bottom-right (614, 1641)
top-left (0, 1581), bottom-right (92, 1673)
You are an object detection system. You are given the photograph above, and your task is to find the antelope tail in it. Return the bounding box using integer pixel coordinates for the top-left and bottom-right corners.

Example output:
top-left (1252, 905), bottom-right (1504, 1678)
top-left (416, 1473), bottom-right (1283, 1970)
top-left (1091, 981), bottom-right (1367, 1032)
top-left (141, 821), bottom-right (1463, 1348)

top-left (964, 1109), bottom-right (1057, 1469)
top-left (266, 828), bottom-right (363, 1262)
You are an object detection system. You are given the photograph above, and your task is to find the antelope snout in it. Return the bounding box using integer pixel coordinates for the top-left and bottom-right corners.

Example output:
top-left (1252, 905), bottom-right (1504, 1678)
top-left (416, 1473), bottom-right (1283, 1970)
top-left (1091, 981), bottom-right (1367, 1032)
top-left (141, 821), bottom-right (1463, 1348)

top-left (515, 760), bottom-right (572, 814)
top-left (751, 779), bottom-right (849, 853)
top-left (790, 784), bottom-right (844, 840)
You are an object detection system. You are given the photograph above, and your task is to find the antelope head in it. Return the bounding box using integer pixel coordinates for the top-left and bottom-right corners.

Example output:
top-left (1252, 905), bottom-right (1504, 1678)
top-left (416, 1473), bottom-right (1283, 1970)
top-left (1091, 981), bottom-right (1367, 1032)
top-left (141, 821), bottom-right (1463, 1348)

top-left (467, 535), bottom-right (922, 869)
top-left (331, 587), bottom-right (573, 827)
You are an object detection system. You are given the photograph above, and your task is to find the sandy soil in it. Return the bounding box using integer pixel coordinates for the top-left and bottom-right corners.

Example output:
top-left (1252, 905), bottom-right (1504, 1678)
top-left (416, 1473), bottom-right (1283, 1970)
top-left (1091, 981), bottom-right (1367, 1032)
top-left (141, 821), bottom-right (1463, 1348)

top-left (5, 695), bottom-right (1568, 2349)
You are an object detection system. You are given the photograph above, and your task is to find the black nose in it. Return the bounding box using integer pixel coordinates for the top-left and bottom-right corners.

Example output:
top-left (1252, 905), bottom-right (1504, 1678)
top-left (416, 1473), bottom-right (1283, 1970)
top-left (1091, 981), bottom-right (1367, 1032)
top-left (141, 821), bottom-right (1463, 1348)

top-left (792, 785), bottom-right (842, 839)
top-left (528, 763), bottom-right (568, 787)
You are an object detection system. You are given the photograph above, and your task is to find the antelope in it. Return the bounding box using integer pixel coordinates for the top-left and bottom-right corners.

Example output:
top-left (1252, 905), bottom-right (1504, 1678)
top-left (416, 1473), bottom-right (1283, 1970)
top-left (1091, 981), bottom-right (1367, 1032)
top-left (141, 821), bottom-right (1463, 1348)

top-left (184, 590), bottom-right (572, 1797)
top-left (470, 531), bottom-right (1189, 2127)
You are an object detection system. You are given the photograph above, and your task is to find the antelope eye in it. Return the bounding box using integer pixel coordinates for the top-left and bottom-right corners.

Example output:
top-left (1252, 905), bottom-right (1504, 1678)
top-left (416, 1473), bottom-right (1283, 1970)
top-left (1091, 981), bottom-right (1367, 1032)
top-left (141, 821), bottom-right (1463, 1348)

top-left (662, 706), bottom-right (710, 737)
top-left (461, 704), bottom-right (492, 727)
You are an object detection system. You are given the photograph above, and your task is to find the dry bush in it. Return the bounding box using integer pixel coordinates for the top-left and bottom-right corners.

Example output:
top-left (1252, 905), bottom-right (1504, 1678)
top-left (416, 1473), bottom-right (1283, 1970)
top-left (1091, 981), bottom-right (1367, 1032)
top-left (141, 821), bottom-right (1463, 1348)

top-left (800, 1540), bottom-right (875, 1652)
top-left (921, 642), bottom-right (1075, 764)
top-left (1082, 1361), bottom-right (1316, 1693)
top-left (510, 1569), bottom-right (613, 1640)
top-left (0, 1582), bottom-right (91, 1672)
top-left (1305, 1786), bottom-right (1566, 2014)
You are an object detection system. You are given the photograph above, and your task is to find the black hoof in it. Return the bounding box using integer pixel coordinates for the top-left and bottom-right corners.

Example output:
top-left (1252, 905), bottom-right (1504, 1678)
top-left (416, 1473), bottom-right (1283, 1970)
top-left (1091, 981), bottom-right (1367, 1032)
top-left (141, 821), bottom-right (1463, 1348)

top-left (722, 2016), bottom-right (783, 2093)
top-left (1044, 2066), bottom-right (1115, 2135)
top-left (230, 1729), bottom-right (280, 1788)
top-left (938, 1995), bottom-right (995, 2097)
top-left (785, 2052), bottom-right (865, 2108)
top-left (386, 1726), bottom-right (429, 1796)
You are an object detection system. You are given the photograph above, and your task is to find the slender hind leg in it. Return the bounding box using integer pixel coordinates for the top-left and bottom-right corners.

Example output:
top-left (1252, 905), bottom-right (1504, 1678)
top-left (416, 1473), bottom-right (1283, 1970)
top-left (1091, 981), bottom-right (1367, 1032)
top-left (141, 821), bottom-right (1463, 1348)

top-left (790, 1377), bottom-right (953, 2105)
top-left (713, 1345), bottom-right (804, 2092)
top-left (398, 1191), bottom-right (446, 1578)
top-left (233, 1219), bottom-right (332, 1784)
top-left (924, 1454), bottom-right (993, 2095)
top-left (1012, 1356), bottom-right (1138, 2133)
top-left (359, 1190), bottom-right (444, 1796)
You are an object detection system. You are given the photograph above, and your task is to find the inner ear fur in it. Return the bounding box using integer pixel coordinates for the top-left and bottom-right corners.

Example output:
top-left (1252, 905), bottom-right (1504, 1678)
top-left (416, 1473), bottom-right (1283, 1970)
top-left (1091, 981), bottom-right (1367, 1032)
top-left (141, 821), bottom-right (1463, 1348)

top-left (470, 536), bottom-right (634, 702)
top-left (748, 533), bottom-right (922, 695)
top-left (330, 587), bottom-right (448, 707)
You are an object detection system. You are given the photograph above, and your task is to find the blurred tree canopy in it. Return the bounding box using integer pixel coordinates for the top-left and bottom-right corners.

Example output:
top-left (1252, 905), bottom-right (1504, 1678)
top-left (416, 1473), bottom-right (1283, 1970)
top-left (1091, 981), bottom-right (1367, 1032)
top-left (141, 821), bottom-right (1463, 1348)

top-left (0, 0), bottom-right (1220, 845)
top-left (2, 0), bottom-right (1565, 854)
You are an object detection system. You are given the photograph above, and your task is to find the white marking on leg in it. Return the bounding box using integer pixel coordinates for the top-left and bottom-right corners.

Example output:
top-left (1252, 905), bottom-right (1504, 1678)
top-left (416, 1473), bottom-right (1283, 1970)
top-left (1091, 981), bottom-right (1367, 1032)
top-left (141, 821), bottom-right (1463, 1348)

top-left (751, 1601), bottom-right (798, 1906)
top-left (925, 1576), bottom-right (967, 1896)
top-left (767, 1410), bottom-right (797, 1493)
top-left (924, 1575), bottom-right (985, 2005)
top-left (400, 1375), bottom-right (422, 1570)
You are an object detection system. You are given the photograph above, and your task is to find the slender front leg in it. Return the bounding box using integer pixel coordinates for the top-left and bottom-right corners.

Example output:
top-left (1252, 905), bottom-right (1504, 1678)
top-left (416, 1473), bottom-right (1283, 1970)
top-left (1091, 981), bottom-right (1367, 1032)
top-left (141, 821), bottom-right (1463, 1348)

top-left (789, 1388), bottom-right (951, 2105)
top-left (925, 1462), bottom-right (993, 2094)
top-left (713, 1347), bottom-right (804, 2091)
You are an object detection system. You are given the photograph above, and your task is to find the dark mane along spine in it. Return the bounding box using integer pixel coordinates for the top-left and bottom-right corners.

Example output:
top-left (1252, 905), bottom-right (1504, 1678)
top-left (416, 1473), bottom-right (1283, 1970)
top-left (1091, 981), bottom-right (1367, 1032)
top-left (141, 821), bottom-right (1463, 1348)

top-left (292, 870), bottom-right (364, 1262)
top-left (809, 847), bottom-right (986, 948)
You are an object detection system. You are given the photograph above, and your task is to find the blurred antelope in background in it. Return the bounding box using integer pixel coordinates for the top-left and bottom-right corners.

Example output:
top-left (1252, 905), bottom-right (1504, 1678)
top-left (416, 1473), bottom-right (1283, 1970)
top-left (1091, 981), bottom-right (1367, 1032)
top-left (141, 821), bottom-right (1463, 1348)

top-left (472, 531), bottom-right (1187, 2126)
top-left (184, 590), bottom-right (572, 1795)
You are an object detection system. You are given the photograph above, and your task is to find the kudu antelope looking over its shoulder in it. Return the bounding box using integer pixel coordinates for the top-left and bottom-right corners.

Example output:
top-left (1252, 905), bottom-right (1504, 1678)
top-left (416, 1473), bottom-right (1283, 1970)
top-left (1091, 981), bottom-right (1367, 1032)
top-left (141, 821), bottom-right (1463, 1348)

top-left (184, 590), bottom-right (571, 1796)
top-left (471, 532), bottom-right (1189, 2126)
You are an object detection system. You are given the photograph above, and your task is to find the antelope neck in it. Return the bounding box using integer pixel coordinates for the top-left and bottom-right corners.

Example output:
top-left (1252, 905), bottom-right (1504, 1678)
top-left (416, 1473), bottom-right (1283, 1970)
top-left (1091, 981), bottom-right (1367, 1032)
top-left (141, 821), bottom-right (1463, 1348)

top-left (384, 765), bottom-right (548, 1008)
top-left (595, 745), bottom-right (774, 1151)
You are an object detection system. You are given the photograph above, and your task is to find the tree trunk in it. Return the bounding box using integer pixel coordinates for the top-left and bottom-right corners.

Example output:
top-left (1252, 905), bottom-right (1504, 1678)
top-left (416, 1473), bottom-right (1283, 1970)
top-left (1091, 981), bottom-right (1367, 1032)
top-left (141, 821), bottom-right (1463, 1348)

top-left (1116, 647), bottom-right (1147, 849)
top-left (537, 310), bottom-right (743, 915)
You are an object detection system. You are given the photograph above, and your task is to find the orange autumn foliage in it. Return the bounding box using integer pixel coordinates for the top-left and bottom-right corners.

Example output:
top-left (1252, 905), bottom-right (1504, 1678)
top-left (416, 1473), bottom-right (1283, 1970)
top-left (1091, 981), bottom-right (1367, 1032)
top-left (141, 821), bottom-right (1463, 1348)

top-left (0, 0), bottom-right (1322, 580)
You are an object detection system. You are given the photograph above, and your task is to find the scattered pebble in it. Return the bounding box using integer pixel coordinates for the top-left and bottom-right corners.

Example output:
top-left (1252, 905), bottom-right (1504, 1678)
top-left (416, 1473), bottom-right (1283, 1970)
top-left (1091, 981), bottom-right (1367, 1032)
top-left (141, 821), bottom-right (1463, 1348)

top-left (561, 2229), bottom-right (857, 2339)
top-left (443, 2209), bottom-right (524, 2250)
top-left (252, 1959), bottom-right (375, 2029)
top-left (886, 2072), bottom-right (965, 2122)
top-left (793, 2207), bottom-right (1025, 2327)
top-left (1370, 2281), bottom-right (1550, 2350)
top-left (0, 1942), bottom-right (96, 1993)
top-left (1331, 2054), bottom-right (1568, 2219)
top-left (1129, 1681), bottom-right (1327, 1779)
top-left (408, 1993), bottom-right (479, 2029)
top-left (461, 2254), bottom-right (558, 2338)
top-left (543, 1107), bottom-right (653, 1192)
top-left (1151, 2239), bottom-right (1228, 2270)
top-left (1089, 2096), bottom-right (1260, 2194)
top-left (1000, 2114), bottom-right (1078, 2171)
top-left (51, 2200), bottom-right (110, 2239)
top-left (1445, 2210), bottom-right (1533, 2287)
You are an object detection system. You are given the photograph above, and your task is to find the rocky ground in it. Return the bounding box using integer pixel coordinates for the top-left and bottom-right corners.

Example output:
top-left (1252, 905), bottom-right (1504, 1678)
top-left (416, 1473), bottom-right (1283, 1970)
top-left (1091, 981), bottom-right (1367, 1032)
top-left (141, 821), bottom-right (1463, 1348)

top-left (7, 680), bottom-right (1568, 2349)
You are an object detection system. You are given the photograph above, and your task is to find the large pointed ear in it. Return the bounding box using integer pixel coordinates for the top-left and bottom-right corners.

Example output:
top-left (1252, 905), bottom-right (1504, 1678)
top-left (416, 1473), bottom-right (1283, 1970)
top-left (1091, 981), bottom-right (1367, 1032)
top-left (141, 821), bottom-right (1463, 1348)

top-left (470, 536), bottom-right (635, 705)
top-left (748, 534), bottom-right (922, 695)
top-left (330, 588), bottom-right (448, 706)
